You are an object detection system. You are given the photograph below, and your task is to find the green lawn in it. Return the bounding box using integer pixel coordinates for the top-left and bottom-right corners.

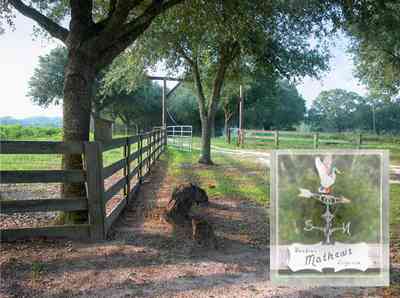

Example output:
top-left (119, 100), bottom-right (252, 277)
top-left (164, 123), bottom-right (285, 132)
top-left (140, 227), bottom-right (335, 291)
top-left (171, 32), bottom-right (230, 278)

top-left (164, 148), bottom-right (268, 204)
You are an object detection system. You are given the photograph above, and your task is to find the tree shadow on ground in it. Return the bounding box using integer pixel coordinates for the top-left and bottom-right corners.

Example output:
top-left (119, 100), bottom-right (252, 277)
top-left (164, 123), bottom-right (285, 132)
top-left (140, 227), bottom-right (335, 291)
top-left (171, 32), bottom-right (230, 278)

top-left (0, 154), bottom-right (394, 298)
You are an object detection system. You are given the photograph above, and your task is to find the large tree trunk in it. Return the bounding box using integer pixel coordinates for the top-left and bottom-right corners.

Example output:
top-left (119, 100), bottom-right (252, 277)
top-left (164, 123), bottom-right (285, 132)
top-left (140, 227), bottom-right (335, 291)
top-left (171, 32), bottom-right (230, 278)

top-left (61, 49), bottom-right (96, 224)
top-left (199, 115), bottom-right (213, 164)
top-left (224, 116), bottom-right (229, 142)
top-left (210, 114), bottom-right (216, 138)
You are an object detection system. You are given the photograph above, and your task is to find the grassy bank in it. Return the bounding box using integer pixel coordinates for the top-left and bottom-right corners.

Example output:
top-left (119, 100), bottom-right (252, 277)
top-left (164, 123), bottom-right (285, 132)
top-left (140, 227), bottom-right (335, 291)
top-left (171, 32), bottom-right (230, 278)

top-left (164, 148), bottom-right (268, 205)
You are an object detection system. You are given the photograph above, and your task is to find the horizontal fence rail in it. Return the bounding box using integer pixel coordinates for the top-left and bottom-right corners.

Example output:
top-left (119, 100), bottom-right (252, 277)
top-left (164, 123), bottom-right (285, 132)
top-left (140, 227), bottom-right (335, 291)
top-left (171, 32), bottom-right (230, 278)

top-left (0, 141), bottom-right (84, 154)
top-left (228, 128), bottom-right (399, 149)
top-left (1, 198), bottom-right (88, 214)
top-left (0, 170), bottom-right (86, 184)
top-left (0, 128), bottom-right (167, 242)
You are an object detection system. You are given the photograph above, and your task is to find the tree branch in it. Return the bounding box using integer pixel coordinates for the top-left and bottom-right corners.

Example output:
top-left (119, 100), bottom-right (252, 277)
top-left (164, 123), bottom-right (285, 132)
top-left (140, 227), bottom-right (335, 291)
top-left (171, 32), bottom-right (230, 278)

top-left (96, 0), bottom-right (184, 69)
top-left (177, 45), bottom-right (194, 66)
top-left (108, 0), bottom-right (118, 18)
top-left (208, 50), bottom-right (229, 117)
top-left (97, 0), bottom-right (144, 43)
top-left (95, 20), bottom-right (150, 70)
top-left (192, 60), bottom-right (207, 118)
top-left (117, 0), bottom-right (184, 42)
top-left (9, 0), bottom-right (69, 43)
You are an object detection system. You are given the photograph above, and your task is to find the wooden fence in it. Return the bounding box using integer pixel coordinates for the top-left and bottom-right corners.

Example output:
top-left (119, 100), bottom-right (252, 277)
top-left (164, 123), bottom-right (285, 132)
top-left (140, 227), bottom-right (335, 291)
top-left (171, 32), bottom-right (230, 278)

top-left (0, 128), bottom-right (166, 241)
top-left (229, 128), bottom-right (392, 149)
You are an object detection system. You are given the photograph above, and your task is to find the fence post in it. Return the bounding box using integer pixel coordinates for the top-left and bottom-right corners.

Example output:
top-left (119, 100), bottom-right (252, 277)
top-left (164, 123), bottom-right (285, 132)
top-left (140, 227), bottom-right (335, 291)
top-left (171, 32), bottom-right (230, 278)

top-left (124, 137), bottom-right (131, 198)
top-left (152, 131), bottom-right (155, 164)
top-left (238, 129), bottom-right (244, 147)
top-left (146, 134), bottom-right (151, 171)
top-left (149, 132), bottom-right (153, 168)
top-left (314, 133), bottom-right (319, 149)
top-left (357, 133), bottom-right (362, 149)
top-left (163, 128), bottom-right (167, 151)
top-left (159, 129), bottom-right (161, 151)
top-left (151, 131), bottom-right (154, 164)
top-left (153, 131), bottom-right (156, 162)
top-left (84, 142), bottom-right (105, 240)
top-left (138, 134), bottom-right (143, 183)
top-left (274, 130), bottom-right (279, 148)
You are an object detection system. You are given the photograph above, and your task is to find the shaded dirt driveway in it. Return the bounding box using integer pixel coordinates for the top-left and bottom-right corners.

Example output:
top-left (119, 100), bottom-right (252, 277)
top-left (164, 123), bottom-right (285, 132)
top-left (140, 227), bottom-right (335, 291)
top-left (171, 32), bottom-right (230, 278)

top-left (0, 158), bottom-right (397, 297)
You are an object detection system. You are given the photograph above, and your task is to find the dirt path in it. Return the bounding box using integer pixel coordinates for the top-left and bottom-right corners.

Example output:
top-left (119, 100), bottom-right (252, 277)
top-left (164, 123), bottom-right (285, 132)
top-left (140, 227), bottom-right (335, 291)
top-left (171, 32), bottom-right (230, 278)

top-left (1, 159), bottom-right (393, 297)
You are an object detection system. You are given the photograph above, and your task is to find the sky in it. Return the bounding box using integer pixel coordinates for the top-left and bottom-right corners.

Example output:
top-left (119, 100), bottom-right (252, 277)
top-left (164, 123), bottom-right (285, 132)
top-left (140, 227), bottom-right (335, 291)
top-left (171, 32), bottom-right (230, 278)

top-left (0, 13), bottom-right (367, 119)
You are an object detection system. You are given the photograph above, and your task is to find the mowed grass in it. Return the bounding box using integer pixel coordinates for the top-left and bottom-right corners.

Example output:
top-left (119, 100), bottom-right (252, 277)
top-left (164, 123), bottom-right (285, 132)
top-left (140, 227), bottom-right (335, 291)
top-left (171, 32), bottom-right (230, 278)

top-left (164, 148), bottom-right (268, 205)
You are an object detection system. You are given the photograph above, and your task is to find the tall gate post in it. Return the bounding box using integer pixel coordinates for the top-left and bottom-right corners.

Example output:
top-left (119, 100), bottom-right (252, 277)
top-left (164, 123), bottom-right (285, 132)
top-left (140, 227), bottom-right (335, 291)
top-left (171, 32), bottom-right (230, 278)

top-left (314, 133), bottom-right (319, 149)
top-left (84, 142), bottom-right (106, 240)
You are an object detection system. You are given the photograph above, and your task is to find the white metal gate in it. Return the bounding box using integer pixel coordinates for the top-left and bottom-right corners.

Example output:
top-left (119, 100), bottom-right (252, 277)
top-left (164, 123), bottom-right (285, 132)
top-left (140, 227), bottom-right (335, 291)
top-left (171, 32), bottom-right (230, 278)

top-left (167, 125), bottom-right (193, 151)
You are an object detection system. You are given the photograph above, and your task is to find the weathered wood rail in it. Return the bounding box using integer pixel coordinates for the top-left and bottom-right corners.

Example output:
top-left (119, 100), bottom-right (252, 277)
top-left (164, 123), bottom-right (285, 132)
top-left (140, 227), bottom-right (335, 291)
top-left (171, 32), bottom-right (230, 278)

top-left (0, 128), bottom-right (166, 241)
top-left (229, 128), bottom-right (396, 149)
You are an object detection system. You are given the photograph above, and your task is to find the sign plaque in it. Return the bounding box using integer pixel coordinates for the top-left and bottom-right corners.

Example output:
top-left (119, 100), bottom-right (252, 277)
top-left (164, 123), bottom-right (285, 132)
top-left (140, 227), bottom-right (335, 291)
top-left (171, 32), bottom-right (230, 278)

top-left (270, 150), bottom-right (389, 287)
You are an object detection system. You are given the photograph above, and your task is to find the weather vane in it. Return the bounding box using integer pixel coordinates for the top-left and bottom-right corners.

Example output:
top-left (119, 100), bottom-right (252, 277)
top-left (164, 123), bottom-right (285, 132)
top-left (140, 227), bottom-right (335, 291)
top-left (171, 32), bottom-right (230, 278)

top-left (298, 155), bottom-right (351, 245)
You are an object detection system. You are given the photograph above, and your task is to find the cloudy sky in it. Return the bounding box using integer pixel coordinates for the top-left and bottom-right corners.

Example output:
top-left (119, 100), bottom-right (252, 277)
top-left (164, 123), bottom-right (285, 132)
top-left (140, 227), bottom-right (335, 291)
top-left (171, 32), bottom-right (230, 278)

top-left (0, 13), bottom-right (367, 119)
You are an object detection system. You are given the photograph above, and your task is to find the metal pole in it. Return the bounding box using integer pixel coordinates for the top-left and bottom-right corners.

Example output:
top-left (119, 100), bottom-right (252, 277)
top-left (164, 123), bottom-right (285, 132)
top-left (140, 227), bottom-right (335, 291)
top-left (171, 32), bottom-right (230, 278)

top-left (162, 79), bottom-right (166, 128)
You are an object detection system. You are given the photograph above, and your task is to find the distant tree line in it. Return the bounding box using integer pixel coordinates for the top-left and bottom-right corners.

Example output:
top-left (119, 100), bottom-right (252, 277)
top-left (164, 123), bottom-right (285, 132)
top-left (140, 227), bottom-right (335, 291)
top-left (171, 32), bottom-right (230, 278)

top-left (307, 89), bottom-right (400, 134)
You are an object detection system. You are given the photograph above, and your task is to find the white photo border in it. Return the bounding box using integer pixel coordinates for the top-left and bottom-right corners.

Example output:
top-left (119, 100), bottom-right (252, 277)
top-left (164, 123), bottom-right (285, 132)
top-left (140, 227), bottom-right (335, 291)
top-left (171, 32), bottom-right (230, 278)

top-left (270, 149), bottom-right (390, 287)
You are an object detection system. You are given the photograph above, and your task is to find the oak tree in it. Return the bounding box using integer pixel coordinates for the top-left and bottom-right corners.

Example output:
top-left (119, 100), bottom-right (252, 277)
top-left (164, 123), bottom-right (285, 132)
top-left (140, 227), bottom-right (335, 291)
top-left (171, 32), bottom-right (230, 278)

top-left (2, 0), bottom-right (184, 222)
top-left (339, 0), bottom-right (400, 97)
top-left (137, 0), bottom-right (331, 163)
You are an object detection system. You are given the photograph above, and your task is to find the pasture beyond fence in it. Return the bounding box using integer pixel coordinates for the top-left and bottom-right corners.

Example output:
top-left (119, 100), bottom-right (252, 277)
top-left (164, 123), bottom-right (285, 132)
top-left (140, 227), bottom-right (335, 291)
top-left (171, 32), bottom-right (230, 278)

top-left (229, 128), bottom-right (399, 149)
top-left (0, 128), bottom-right (166, 241)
